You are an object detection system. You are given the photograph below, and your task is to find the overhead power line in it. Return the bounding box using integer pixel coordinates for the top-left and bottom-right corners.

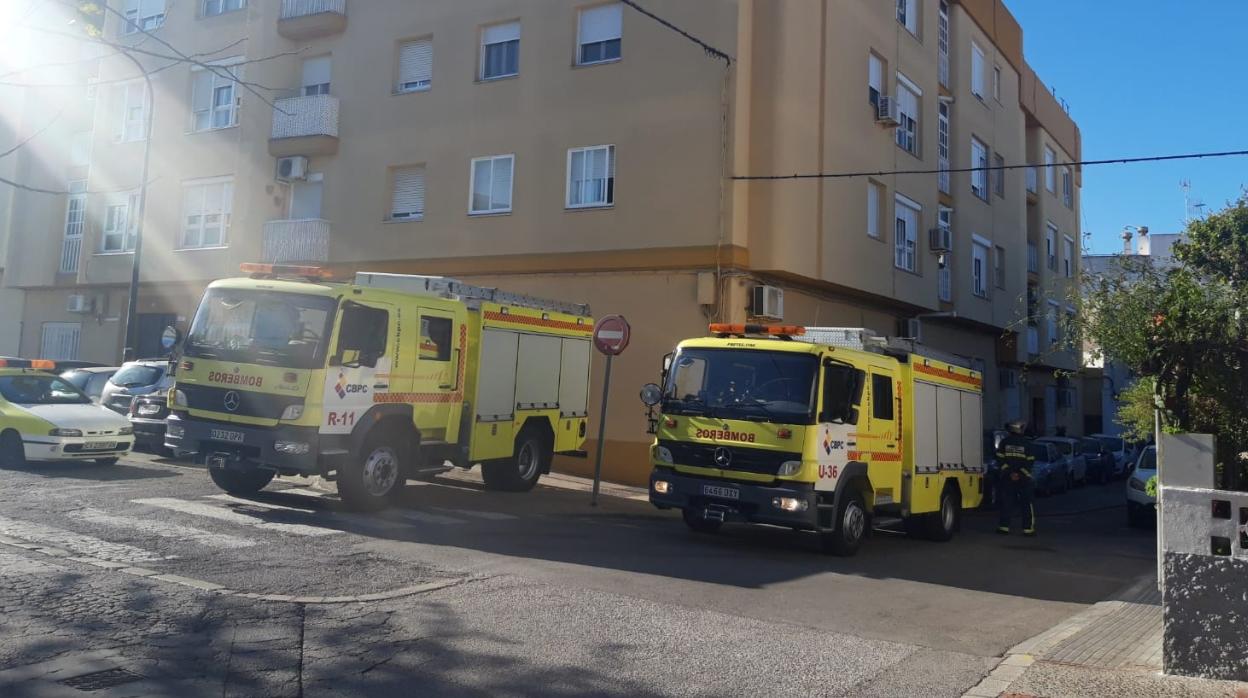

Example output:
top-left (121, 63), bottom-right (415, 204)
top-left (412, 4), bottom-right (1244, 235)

top-left (731, 149), bottom-right (1248, 181)
top-left (619, 0), bottom-right (732, 66)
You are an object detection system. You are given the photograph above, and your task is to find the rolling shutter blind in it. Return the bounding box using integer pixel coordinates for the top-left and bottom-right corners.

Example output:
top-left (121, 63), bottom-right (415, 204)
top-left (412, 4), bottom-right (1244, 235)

top-left (492, 157), bottom-right (512, 209)
top-left (483, 22), bottom-right (520, 45)
top-left (579, 4), bottom-right (621, 44)
top-left (302, 56), bottom-right (331, 89)
top-left (868, 54), bottom-right (883, 93)
top-left (391, 167), bottom-right (425, 218)
top-left (971, 43), bottom-right (985, 95)
top-left (398, 39), bottom-right (432, 89)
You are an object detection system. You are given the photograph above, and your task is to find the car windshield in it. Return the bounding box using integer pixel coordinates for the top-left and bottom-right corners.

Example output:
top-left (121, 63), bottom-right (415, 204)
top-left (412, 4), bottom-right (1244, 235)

top-left (1042, 439), bottom-right (1072, 455)
top-left (60, 370), bottom-right (89, 390)
top-left (1026, 444), bottom-right (1050, 461)
top-left (663, 348), bottom-right (818, 424)
top-left (185, 289), bottom-right (337, 369)
top-left (0, 374), bottom-right (91, 405)
top-left (110, 364), bottom-right (164, 388)
top-left (1137, 448), bottom-right (1157, 472)
top-left (1081, 439), bottom-right (1102, 454)
top-left (1097, 436), bottom-right (1124, 451)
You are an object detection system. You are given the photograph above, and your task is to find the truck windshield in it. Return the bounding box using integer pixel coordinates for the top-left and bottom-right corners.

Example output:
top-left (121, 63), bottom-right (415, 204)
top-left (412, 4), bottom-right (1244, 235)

top-left (185, 289), bottom-right (337, 369)
top-left (663, 348), bottom-right (818, 424)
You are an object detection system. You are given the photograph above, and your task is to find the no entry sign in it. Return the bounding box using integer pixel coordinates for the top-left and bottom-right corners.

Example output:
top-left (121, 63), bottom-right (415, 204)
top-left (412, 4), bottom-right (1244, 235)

top-left (593, 315), bottom-right (631, 356)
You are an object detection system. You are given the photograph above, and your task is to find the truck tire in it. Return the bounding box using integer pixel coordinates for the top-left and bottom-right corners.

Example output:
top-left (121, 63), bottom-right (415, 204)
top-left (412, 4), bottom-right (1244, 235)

top-left (0, 431), bottom-right (25, 469)
top-left (482, 430), bottom-right (548, 492)
top-left (925, 487), bottom-right (961, 542)
top-left (209, 467), bottom-right (275, 496)
top-left (338, 427), bottom-right (407, 511)
top-left (820, 490), bottom-right (867, 557)
top-left (682, 507), bottom-right (722, 534)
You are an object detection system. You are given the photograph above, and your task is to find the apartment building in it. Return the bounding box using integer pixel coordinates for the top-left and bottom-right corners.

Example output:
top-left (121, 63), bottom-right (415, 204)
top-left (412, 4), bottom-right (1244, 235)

top-left (0, 0), bottom-right (1083, 485)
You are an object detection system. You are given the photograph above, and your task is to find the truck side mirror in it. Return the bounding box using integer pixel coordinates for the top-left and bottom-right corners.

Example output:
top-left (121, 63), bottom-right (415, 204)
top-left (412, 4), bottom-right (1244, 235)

top-left (160, 325), bottom-right (182, 351)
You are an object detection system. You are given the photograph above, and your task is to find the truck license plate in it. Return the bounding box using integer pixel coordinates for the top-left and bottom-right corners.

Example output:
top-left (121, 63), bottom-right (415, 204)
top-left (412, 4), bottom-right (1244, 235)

top-left (209, 429), bottom-right (245, 443)
top-left (83, 441), bottom-right (116, 451)
top-left (702, 485), bottom-right (739, 500)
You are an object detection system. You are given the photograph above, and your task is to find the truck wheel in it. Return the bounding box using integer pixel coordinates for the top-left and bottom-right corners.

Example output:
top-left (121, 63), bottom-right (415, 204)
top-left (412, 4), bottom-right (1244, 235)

top-left (924, 487), bottom-right (961, 542)
top-left (0, 431), bottom-right (25, 469)
top-left (681, 507), bottom-right (722, 534)
top-left (209, 467), bottom-right (275, 496)
top-left (338, 428), bottom-right (407, 511)
top-left (482, 430), bottom-right (548, 492)
top-left (820, 490), bottom-right (867, 557)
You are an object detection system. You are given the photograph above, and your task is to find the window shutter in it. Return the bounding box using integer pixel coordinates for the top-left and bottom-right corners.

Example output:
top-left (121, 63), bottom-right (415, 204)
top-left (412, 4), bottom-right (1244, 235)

top-left (491, 157), bottom-right (512, 209)
top-left (392, 167), bottom-right (426, 218)
top-left (191, 72), bottom-right (212, 113)
top-left (301, 56), bottom-right (331, 90)
top-left (866, 183), bottom-right (879, 237)
top-left (868, 54), bottom-right (883, 93)
top-left (579, 4), bottom-right (622, 44)
top-left (399, 39), bottom-right (432, 89)
top-left (483, 22), bottom-right (520, 45)
top-left (971, 44), bottom-right (984, 95)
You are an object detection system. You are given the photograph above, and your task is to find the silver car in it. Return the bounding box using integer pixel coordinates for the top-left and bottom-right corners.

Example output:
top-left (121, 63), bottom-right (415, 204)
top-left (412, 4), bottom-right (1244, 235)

top-left (99, 360), bottom-right (172, 415)
top-left (1026, 441), bottom-right (1068, 496)
top-left (1037, 436), bottom-right (1087, 487)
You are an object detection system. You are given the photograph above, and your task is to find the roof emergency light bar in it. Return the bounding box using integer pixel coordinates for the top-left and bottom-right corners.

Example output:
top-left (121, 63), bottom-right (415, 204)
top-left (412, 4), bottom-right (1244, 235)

top-left (239, 263), bottom-right (334, 280)
top-left (709, 323), bottom-right (806, 338)
top-left (0, 359), bottom-right (56, 370)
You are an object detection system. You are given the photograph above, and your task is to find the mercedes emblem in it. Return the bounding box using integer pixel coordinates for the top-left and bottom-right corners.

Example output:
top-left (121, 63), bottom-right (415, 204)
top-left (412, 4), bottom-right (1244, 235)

top-left (713, 447), bottom-right (732, 468)
top-left (223, 391), bottom-right (241, 412)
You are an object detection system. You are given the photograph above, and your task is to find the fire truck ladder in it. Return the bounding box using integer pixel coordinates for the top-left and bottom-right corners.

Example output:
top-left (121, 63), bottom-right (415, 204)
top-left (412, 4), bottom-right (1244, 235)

top-left (353, 272), bottom-right (591, 317)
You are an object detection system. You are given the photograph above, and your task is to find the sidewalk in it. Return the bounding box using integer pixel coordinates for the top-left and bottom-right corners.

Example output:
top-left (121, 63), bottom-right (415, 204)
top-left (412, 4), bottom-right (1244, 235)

top-left (964, 575), bottom-right (1248, 698)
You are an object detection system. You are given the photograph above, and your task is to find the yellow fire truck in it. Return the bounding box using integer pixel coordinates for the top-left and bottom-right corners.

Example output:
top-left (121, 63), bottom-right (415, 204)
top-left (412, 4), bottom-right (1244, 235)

top-left (641, 324), bottom-right (984, 556)
top-left (166, 264), bottom-right (593, 509)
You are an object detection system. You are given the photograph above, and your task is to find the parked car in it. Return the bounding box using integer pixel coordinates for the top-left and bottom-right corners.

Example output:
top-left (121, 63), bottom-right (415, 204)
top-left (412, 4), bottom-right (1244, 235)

top-left (60, 366), bottom-right (119, 403)
top-left (1089, 433), bottom-right (1130, 477)
top-left (1037, 436), bottom-right (1087, 487)
top-left (1126, 445), bottom-right (1158, 528)
top-left (99, 360), bottom-right (172, 415)
top-left (128, 392), bottom-right (171, 454)
top-left (1080, 437), bottom-right (1115, 484)
top-left (0, 361), bottom-right (133, 467)
top-left (1027, 441), bottom-right (1067, 495)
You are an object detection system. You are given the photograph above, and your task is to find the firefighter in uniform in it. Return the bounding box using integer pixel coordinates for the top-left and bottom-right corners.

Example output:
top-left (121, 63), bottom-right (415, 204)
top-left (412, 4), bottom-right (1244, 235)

top-left (995, 421), bottom-right (1036, 536)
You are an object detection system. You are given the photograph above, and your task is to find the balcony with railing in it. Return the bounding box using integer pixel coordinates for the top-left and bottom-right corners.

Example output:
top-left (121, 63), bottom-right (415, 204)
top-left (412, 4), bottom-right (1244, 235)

top-left (59, 236), bottom-right (82, 274)
top-left (1026, 166), bottom-right (1038, 203)
top-left (263, 219), bottom-right (330, 264)
top-left (270, 94), bottom-right (339, 157)
top-left (278, 0), bottom-right (346, 40)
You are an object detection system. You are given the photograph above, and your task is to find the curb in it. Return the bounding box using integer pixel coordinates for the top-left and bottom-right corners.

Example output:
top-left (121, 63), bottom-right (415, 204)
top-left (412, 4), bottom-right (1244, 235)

top-left (0, 535), bottom-right (470, 605)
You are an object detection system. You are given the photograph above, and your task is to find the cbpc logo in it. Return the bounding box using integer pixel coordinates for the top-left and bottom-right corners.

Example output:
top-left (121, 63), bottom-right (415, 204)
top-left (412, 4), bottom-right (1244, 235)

top-left (334, 372), bottom-right (367, 399)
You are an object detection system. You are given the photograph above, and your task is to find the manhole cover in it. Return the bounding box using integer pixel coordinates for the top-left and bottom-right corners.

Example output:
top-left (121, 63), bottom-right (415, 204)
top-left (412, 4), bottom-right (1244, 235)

top-left (59, 667), bottom-right (144, 691)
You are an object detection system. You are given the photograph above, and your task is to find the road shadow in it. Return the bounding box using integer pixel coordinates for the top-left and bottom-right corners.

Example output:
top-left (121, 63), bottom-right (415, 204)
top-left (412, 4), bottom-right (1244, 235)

top-left (0, 461), bottom-right (179, 482)
top-left (195, 475), bottom-right (1158, 607)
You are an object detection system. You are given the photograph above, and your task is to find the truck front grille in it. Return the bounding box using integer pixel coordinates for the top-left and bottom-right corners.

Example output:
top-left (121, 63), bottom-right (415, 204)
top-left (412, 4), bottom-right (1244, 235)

top-left (659, 440), bottom-right (799, 477)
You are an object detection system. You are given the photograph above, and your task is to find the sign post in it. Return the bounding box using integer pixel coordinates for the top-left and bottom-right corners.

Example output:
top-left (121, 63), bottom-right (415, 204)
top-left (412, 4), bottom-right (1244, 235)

top-left (590, 315), bottom-right (631, 506)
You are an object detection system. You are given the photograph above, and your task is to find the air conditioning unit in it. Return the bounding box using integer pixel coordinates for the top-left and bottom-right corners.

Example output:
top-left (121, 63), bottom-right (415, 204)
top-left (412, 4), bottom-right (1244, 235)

top-left (749, 285), bottom-right (784, 321)
top-left (66, 294), bottom-right (94, 314)
top-left (276, 155), bottom-right (309, 182)
top-left (897, 318), bottom-right (922, 341)
top-left (875, 95), bottom-right (900, 127)
top-left (929, 226), bottom-right (953, 252)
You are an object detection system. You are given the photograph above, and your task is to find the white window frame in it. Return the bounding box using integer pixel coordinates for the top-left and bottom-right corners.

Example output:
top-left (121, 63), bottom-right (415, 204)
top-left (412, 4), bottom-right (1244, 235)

top-left (468, 154), bottom-right (515, 215)
top-left (895, 73), bottom-right (920, 157)
top-left (1063, 235), bottom-right (1076, 278)
top-left (301, 55), bottom-right (331, 97)
top-left (1046, 222), bottom-right (1058, 271)
top-left (937, 100), bottom-right (950, 192)
top-left (894, 194), bottom-right (920, 273)
top-left (1044, 146), bottom-right (1056, 192)
top-left (396, 38), bottom-right (433, 94)
top-left (1062, 167), bottom-right (1073, 208)
top-left (179, 177), bottom-right (234, 250)
top-left (101, 191), bottom-right (140, 253)
top-left (868, 53), bottom-right (884, 109)
top-left (202, 0), bottom-right (244, 18)
top-left (123, 0), bottom-right (165, 34)
top-left (577, 3), bottom-right (623, 66)
top-left (971, 41), bottom-right (986, 99)
top-left (116, 80), bottom-right (148, 143)
top-left (566, 144), bottom-right (615, 209)
top-left (896, 0), bottom-right (918, 37)
top-left (389, 166), bottom-right (426, 221)
top-left (971, 234), bottom-right (991, 299)
top-left (480, 21), bottom-right (521, 81)
top-left (970, 137), bottom-right (989, 200)
top-left (190, 62), bottom-right (242, 133)
top-left (60, 182), bottom-right (87, 274)
top-left (867, 180), bottom-right (883, 239)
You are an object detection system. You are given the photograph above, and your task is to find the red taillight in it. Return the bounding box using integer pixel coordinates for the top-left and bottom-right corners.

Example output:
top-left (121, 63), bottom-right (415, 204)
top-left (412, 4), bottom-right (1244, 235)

top-left (180, 360), bottom-right (194, 372)
top-left (663, 417), bottom-right (677, 428)
top-left (778, 428), bottom-right (792, 439)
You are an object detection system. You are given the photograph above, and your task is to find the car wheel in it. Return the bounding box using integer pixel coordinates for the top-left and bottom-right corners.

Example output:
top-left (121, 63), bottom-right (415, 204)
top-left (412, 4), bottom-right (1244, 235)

top-left (94, 457), bottom-right (120, 466)
top-left (209, 467), bottom-right (275, 496)
top-left (0, 431), bottom-right (25, 469)
top-left (820, 490), bottom-right (867, 557)
top-left (681, 507), bottom-right (722, 534)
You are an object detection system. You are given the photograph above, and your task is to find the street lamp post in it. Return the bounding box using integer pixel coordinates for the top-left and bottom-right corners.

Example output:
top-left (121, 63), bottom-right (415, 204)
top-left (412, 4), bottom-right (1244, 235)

top-left (119, 51), bottom-right (153, 363)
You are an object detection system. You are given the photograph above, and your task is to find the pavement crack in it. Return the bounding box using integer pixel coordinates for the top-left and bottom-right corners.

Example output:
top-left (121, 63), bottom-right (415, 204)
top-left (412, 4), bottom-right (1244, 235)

top-left (296, 603), bottom-right (307, 698)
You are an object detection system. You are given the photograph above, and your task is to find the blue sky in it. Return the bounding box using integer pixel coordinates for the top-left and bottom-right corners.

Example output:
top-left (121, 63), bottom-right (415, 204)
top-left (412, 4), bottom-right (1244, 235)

top-left (1007, 1), bottom-right (1248, 253)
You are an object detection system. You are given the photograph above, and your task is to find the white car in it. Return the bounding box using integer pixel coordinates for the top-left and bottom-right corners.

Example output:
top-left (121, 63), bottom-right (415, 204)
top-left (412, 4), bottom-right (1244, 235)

top-left (0, 363), bottom-right (135, 467)
top-left (1126, 445), bottom-right (1157, 528)
top-left (1037, 436), bottom-right (1087, 487)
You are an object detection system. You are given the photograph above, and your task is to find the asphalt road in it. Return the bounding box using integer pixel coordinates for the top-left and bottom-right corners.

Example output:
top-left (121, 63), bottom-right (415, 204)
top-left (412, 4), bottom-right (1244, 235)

top-left (0, 451), bottom-right (1156, 697)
